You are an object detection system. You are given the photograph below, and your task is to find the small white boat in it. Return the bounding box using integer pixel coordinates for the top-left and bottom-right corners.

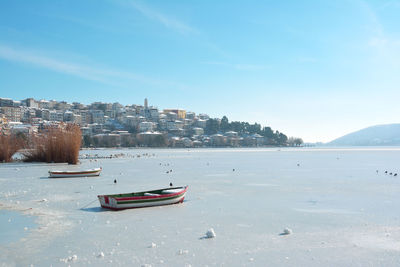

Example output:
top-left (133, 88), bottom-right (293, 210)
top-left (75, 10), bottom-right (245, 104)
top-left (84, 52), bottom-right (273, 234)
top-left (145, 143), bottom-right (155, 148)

top-left (98, 185), bottom-right (188, 210)
top-left (48, 167), bottom-right (102, 178)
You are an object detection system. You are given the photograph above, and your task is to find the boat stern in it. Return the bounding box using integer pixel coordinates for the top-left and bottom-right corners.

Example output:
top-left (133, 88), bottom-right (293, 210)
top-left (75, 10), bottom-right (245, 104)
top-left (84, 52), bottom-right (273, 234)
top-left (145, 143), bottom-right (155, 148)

top-left (98, 195), bottom-right (117, 209)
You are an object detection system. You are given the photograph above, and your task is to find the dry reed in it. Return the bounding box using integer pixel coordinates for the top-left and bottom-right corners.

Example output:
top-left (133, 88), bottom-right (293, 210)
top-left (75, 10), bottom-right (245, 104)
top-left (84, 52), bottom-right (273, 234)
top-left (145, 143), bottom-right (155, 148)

top-left (23, 124), bottom-right (81, 164)
top-left (0, 134), bottom-right (23, 162)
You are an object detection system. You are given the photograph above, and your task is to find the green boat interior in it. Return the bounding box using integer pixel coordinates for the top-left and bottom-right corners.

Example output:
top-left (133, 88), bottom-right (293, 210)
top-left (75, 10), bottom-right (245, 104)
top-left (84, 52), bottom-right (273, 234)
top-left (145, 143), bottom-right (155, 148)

top-left (106, 187), bottom-right (185, 198)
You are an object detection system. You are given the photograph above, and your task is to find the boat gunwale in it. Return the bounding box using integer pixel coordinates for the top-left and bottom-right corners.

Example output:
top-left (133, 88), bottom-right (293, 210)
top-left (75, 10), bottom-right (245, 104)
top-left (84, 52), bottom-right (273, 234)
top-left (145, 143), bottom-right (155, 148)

top-left (49, 167), bottom-right (102, 175)
top-left (98, 186), bottom-right (188, 201)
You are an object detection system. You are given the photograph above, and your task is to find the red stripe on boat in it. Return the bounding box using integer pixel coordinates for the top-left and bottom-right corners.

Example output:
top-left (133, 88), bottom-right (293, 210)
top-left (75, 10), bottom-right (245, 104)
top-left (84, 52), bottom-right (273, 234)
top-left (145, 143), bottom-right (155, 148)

top-left (115, 187), bottom-right (188, 201)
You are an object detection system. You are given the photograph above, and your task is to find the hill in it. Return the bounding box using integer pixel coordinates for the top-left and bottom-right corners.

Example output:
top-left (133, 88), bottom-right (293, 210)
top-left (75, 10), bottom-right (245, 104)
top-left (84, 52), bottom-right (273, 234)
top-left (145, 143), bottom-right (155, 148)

top-left (328, 124), bottom-right (400, 146)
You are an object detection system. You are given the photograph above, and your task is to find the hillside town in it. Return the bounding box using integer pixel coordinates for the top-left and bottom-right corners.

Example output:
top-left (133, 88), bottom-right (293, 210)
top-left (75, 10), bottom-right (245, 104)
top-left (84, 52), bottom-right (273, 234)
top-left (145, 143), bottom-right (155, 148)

top-left (0, 97), bottom-right (300, 148)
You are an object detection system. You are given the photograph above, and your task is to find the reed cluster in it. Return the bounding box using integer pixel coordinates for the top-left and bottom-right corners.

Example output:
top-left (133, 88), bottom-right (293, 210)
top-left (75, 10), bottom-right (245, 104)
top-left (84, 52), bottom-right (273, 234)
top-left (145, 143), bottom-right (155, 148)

top-left (0, 134), bottom-right (23, 162)
top-left (23, 124), bottom-right (81, 164)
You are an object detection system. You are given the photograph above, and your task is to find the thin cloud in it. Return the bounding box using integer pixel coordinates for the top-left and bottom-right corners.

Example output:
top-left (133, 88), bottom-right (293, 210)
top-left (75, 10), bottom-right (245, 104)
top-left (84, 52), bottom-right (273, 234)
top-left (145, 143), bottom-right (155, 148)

top-left (0, 44), bottom-right (187, 89)
top-left (381, 0), bottom-right (400, 9)
top-left (358, 1), bottom-right (400, 50)
top-left (202, 61), bottom-right (268, 71)
top-left (127, 1), bottom-right (197, 34)
top-left (357, 0), bottom-right (384, 36)
top-left (0, 44), bottom-right (108, 83)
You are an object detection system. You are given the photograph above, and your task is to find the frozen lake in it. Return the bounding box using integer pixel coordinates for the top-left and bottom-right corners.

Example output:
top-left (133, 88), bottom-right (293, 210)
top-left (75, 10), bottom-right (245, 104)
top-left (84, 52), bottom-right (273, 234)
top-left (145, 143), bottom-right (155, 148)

top-left (0, 147), bottom-right (400, 266)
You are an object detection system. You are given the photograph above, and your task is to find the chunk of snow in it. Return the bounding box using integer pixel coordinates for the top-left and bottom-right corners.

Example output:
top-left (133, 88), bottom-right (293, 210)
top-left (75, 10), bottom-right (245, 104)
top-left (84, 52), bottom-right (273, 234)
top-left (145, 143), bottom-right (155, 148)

top-left (205, 228), bottom-right (216, 238)
top-left (63, 255), bottom-right (78, 262)
top-left (177, 249), bottom-right (189, 255)
top-left (97, 252), bottom-right (104, 258)
top-left (149, 242), bottom-right (156, 248)
top-left (282, 228), bottom-right (292, 235)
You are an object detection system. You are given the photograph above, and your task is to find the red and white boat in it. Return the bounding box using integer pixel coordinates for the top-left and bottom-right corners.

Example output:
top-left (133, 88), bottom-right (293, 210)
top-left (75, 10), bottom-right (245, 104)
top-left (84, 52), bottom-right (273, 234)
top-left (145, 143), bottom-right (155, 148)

top-left (98, 185), bottom-right (188, 210)
top-left (48, 167), bottom-right (102, 178)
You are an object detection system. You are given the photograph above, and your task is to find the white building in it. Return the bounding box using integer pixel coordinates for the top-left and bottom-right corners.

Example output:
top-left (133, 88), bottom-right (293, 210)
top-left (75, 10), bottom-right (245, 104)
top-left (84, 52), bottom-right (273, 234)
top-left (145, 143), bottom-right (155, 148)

top-left (195, 119), bottom-right (207, 129)
top-left (139, 121), bottom-right (154, 132)
top-left (192, 127), bottom-right (204, 135)
top-left (49, 111), bottom-right (64, 122)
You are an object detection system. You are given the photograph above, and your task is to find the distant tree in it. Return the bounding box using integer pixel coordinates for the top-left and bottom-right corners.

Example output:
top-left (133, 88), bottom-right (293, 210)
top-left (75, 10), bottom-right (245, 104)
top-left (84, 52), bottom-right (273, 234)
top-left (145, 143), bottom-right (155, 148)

top-left (153, 134), bottom-right (168, 147)
top-left (248, 123), bottom-right (261, 134)
top-left (127, 126), bottom-right (138, 134)
top-left (276, 132), bottom-right (288, 145)
top-left (262, 127), bottom-right (274, 138)
top-left (288, 137), bottom-right (304, 146)
top-left (220, 116), bottom-right (230, 133)
top-left (82, 135), bottom-right (92, 147)
top-left (230, 121), bottom-right (242, 134)
top-left (120, 135), bottom-right (136, 147)
top-left (92, 136), bottom-right (99, 147)
top-left (205, 119), bottom-right (220, 135)
top-left (294, 138), bottom-right (303, 146)
top-left (202, 115), bottom-right (295, 147)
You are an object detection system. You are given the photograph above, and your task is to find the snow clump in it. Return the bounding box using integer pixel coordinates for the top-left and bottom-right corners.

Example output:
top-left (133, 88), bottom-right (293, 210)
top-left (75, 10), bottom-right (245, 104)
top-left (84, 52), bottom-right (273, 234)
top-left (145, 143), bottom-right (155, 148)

top-left (282, 228), bottom-right (293, 235)
top-left (206, 228), bottom-right (216, 238)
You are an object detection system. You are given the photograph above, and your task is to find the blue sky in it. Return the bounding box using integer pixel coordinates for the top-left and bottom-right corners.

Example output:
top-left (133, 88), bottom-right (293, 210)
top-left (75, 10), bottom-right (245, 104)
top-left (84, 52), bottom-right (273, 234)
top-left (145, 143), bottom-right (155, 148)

top-left (1, 0), bottom-right (400, 142)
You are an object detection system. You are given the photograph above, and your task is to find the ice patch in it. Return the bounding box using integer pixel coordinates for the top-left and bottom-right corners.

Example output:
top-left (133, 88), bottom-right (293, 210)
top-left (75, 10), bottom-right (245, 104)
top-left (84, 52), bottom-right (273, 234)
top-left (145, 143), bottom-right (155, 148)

top-left (294, 208), bottom-right (359, 214)
top-left (205, 173), bottom-right (229, 177)
top-left (237, 223), bottom-right (252, 228)
top-left (246, 183), bottom-right (278, 187)
top-left (351, 232), bottom-right (400, 251)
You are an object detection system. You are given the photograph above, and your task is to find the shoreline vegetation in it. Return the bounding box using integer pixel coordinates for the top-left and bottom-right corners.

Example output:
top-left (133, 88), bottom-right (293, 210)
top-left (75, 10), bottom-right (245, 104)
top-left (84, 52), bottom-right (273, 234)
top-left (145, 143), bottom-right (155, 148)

top-left (1, 124), bottom-right (81, 164)
top-left (0, 134), bottom-right (24, 162)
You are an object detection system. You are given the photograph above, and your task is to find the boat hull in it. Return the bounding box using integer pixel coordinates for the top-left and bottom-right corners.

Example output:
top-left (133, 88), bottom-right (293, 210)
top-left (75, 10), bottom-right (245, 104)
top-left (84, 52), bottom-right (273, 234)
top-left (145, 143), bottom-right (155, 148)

top-left (98, 186), bottom-right (188, 210)
top-left (49, 168), bottom-right (102, 178)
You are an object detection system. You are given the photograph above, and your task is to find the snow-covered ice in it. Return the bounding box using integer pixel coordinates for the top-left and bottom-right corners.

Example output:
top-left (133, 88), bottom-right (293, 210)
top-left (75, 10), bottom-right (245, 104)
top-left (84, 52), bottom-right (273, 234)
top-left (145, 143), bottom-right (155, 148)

top-left (1, 147), bottom-right (400, 266)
